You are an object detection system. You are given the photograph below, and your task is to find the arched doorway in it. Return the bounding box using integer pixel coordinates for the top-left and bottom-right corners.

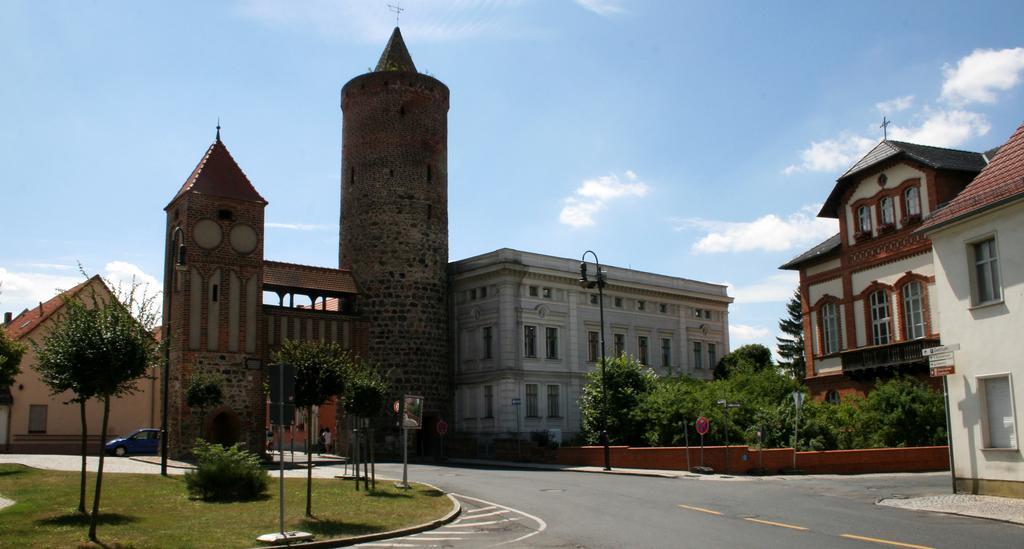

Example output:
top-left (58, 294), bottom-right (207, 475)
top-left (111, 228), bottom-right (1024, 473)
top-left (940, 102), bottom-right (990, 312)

top-left (205, 407), bottom-right (241, 446)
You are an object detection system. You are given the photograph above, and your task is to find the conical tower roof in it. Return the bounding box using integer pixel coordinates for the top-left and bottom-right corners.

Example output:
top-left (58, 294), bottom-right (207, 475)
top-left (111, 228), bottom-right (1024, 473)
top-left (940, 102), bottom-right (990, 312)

top-left (375, 27), bottom-right (417, 73)
top-left (166, 136), bottom-right (267, 209)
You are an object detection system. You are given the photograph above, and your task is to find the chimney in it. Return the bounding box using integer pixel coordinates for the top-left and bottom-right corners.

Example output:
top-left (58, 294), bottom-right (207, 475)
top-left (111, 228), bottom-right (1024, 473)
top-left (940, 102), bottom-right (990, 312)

top-left (3, 312), bottom-right (11, 325)
top-left (39, 302), bottom-right (44, 317)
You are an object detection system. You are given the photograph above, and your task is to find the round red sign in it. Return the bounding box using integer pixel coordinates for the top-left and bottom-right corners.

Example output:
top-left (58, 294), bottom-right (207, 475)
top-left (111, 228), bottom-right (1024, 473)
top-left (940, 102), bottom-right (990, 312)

top-left (436, 419), bottom-right (448, 436)
top-left (696, 416), bottom-right (710, 436)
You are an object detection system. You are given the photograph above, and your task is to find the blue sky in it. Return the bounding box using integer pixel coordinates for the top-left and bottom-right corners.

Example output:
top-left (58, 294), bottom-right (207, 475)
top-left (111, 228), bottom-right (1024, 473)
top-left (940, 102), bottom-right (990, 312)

top-left (2, 0), bottom-right (1023, 356)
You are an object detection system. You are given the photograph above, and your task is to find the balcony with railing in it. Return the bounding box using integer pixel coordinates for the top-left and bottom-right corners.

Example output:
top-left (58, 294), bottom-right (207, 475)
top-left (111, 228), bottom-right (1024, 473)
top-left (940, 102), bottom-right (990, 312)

top-left (841, 337), bottom-right (941, 374)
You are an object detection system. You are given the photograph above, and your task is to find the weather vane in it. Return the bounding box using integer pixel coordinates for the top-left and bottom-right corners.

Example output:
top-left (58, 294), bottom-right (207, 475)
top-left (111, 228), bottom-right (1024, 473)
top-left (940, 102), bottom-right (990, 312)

top-left (216, 117), bottom-right (221, 141)
top-left (388, 2), bottom-right (404, 25)
top-left (880, 116), bottom-right (891, 140)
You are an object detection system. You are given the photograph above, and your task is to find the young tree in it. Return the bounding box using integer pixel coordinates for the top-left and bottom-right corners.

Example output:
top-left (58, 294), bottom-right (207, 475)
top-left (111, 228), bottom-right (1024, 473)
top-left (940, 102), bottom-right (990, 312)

top-left (35, 279), bottom-right (158, 541)
top-left (579, 355), bottom-right (657, 446)
top-left (343, 359), bottom-right (389, 490)
top-left (272, 340), bottom-right (348, 517)
top-left (0, 324), bottom-right (26, 390)
top-left (777, 289), bottom-right (806, 381)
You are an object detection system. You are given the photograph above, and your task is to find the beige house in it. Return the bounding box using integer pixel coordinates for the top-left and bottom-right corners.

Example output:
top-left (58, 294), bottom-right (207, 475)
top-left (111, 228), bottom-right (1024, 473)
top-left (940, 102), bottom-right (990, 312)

top-left (1, 276), bottom-right (160, 454)
top-left (923, 121), bottom-right (1024, 497)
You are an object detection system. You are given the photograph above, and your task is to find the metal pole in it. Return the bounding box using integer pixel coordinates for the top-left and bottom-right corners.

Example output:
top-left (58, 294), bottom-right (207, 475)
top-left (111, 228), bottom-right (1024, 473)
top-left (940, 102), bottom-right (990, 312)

top-left (401, 427), bottom-right (408, 488)
top-left (700, 434), bottom-right (704, 467)
top-left (943, 376), bottom-right (956, 493)
top-left (684, 423), bottom-right (691, 472)
top-left (723, 406), bottom-right (729, 475)
top-left (278, 366), bottom-right (285, 537)
top-left (793, 404), bottom-right (800, 471)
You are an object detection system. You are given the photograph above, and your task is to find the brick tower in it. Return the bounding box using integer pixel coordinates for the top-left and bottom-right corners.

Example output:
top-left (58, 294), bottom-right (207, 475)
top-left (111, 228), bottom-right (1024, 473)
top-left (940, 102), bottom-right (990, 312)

top-left (163, 131), bottom-right (268, 457)
top-left (339, 27), bottom-right (451, 431)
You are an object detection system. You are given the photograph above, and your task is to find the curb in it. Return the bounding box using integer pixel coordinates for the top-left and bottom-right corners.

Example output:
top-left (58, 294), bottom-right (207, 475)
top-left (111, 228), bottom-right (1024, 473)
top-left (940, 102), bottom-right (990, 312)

top-left (257, 482), bottom-right (461, 548)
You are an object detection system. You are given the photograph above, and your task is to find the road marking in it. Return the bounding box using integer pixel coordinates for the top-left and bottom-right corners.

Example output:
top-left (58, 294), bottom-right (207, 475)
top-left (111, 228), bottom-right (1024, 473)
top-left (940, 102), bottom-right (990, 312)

top-left (455, 517), bottom-right (520, 527)
top-left (357, 544), bottom-right (418, 547)
top-left (840, 533), bottom-right (934, 549)
top-left (743, 517), bottom-right (808, 531)
top-left (451, 493), bottom-right (547, 547)
top-left (465, 505), bottom-right (497, 514)
top-left (678, 504), bottom-right (723, 516)
top-left (409, 537), bottom-right (464, 541)
top-left (434, 530), bottom-right (480, 534)
top-left (456, 509), bottom-right (507, 519)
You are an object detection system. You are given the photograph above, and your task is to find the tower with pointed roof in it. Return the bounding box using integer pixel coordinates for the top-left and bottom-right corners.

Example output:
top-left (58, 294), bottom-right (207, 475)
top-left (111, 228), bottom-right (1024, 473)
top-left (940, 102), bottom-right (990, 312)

top-left (163, 132), bottom-right (269, 457)
top-left (339, 27), bottom-right (451, 432)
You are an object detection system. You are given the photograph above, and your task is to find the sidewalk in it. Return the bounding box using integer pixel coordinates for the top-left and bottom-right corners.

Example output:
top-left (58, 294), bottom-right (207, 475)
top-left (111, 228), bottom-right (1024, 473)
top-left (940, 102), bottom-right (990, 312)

top-left (879, 493), bottom-right (1024, 526)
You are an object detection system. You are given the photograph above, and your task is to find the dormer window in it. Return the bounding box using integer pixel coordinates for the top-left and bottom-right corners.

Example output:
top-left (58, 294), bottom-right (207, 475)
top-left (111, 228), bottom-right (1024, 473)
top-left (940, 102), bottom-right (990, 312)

top-left (905, 187), bottom-right (921, 217)
top-left (857, 205), bottom-right (872, 233)
top-left (880, 197), bottom-right (895, 226)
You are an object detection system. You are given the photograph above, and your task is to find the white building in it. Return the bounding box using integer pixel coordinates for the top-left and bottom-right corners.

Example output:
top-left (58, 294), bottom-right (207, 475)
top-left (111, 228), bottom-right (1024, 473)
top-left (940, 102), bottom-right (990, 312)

top-left (923, 121), bottom-right (1024, 498)
top-left (449, 248), bottom-right (732, 449)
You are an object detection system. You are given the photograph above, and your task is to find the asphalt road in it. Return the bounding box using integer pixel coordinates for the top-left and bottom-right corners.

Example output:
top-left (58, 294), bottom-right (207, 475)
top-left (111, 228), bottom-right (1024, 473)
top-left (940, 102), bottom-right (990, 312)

top-left (372, 462), bottom-right (1022, 549)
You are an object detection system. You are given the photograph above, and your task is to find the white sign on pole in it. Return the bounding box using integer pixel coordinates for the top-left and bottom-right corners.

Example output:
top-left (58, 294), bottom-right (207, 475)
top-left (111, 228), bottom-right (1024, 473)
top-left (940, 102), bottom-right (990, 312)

top-left (929, 353), bottom-right (955, 368)
top-left (922, 344), bottom-right (960, 357)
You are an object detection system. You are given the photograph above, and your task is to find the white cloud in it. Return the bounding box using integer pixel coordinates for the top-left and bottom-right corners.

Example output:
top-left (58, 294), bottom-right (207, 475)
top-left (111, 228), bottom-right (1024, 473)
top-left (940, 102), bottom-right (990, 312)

top-left (725, 272), bottom-right (800, 304)
top-left (266, 222), bottom-right (337, 231)
top-left (234, 0), bottom-right (527, 43)
top-left (677, 205), bottom-right (837, 254)
top-left (888, 109), bottom-right (991, 147)
top-left (784, 133), bottom-right (875, 174)
top-left (16, 262), bottom-right (77, 271)
top-left (575, 0), bottom-right (624, 16)
top-left (941, 47), bottom-right (1024, 105)
top-left (729, 324), bottom-right (771, 342)
top-left (559, 171), bottom-right (650, 228)
top-left (876, 95), bottom-right (914, 114)
top-left (0, 261), bottom-right (162, 320)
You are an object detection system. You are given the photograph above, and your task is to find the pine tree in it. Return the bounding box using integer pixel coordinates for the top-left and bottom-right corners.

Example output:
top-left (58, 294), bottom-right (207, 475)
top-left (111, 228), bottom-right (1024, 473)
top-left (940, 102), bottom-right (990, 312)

top-left (777, 289), bottom-right (806, 382)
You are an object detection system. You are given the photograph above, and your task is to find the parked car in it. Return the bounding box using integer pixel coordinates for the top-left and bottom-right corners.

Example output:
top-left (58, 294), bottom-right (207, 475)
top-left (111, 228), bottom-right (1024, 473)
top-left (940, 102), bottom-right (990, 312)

top-left (105, 428), bottom-right (160, 456)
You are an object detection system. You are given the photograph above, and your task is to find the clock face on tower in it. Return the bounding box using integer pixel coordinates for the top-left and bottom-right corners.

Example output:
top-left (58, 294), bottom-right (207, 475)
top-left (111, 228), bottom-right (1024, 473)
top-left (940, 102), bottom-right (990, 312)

top-left (229, 224), bottom-right (258, 255)
top-left (193, 219), bottom-right (223, 250)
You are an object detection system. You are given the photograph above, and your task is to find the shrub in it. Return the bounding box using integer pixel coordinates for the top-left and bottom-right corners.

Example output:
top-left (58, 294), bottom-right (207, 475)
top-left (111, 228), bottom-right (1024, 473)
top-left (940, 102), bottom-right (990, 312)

top-left (185, 440), bottom-right (268, 501)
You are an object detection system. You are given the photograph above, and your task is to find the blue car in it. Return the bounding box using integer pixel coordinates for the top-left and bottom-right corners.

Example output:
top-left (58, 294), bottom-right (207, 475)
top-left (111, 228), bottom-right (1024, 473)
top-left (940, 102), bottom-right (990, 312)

top-left (105, 428), bottom-right (160, 456)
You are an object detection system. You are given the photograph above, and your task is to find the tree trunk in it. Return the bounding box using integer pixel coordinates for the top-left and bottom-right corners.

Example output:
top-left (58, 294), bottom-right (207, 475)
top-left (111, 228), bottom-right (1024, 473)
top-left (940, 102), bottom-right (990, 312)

top-left (78, 400), bottom-right (88, 515)
top-left (305, 408), bottom-right (313, 517)
top-left (88, 397), bottom-right (110, 541)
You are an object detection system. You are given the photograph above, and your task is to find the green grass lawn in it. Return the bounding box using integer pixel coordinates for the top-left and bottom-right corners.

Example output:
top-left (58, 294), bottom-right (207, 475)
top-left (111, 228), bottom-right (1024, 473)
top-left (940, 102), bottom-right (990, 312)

top-left (0, 464), bottom-right (452, 548)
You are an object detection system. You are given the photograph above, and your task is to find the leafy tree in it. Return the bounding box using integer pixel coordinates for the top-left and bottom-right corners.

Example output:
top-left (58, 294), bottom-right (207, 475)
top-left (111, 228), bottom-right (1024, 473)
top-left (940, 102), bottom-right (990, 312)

top-left (713, 344), bottom-right (774, 380)
top-left (343, 359), bottom-right (389, 491)
top-left (272, 340), bottom-right (349, 517)
top-left (777, 289), bottom-right (806, 381)
top-left (0, 325), bottom-right (26, 390)
top-left (860, 376), bottom-right (946, 447)
top-left (579, 355), bottom-right (657, 445)
top-left (185, 371), bottom-right (224, 431)
top-left (35, 279), bottom-right (158, 541)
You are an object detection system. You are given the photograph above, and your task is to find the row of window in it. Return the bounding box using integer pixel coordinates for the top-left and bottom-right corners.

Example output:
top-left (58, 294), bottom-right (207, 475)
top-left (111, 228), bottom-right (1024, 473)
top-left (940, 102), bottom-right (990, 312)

top-left (588, 293), bottom-right (673, 314)
top-left (817, 280), bottom-right (927, 355)
top-left (467, 384), bottom-right (561, 419)
top-left (855, 185), bottom-right (922, 236)
top-left (467, 286), bottom-right (489, 300)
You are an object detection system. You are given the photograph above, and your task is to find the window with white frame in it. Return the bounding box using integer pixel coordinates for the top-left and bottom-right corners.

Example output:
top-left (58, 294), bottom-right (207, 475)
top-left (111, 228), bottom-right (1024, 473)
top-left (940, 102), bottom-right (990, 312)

top-left (858, 205), bottom-right (872, 233)
top-left (547, 385), bottom-right (560, 418)
top-left (980, 375), bottom-right (1016, 449)
top-left (545, 327), bottom-right (559, 359)
top-left (613, 333), bottom-right (625, 356)
top-left (637, 300), bottom-right (646, 311)
top-left (542, 287), bottom-right (552, 299)
top-left (638, 336), bottom-right (649, 365)
top-left (693, 341), bottom-right (703, 369)
top-left (614, 297), bottom-right (623, 308)
top-left (483, 385), bottom-right (494, 418)
top-left (972, 237), bottom-right (1001, 305)
top-left (524, 325), bottom-right (537, 358)
top-left (880, 197), bottom-right (895, 225)
top-left (588, 331), bottom-right (599, 362)
top-left (869, 290), bottom-right (891, 345)
top-left (525, 384), bottom-right (539, 417)
top-left (905, 187), bottom-right (920, 217)
top-left (822, 302), bottom-right (840, 354)
top-left (529, 286), bottom-right (538, 297)
top-left (901, 282), bottom-right (925, 340)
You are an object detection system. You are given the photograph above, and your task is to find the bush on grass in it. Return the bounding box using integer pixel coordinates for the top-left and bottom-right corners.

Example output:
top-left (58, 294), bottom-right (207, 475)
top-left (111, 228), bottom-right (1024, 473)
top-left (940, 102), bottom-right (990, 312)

top-left (185, 440), bottom-right (268, 501)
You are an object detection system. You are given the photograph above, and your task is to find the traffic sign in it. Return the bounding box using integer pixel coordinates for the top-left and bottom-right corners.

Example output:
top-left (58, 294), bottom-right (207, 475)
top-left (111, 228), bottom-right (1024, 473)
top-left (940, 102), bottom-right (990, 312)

top-left (696, 416), bottom-right (710, 436)
top-left (922, 344), bottom-right (960, 357)
top-left (511, 398), bottom-right (521, 406)
top-left (931, 365), bottom-right (955, 377)
top-left (929, 353), bottom-right (955, 368)
top-left (436, 418), bottom-right (448, 436)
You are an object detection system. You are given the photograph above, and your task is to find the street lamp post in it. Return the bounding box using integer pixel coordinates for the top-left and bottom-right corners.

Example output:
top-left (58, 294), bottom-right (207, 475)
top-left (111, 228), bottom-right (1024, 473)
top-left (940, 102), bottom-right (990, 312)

top-left (716, 399), bottom-right (740, 474)
top-left (161, 228), bottom-right (186, 476)
top-left (579, 251), bottom-right (611, 471)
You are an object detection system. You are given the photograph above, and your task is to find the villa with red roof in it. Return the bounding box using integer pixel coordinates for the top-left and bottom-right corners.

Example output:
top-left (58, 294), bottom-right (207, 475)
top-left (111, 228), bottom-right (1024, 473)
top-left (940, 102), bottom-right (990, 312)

top-left (922, 121), bottom-right (1024, 498)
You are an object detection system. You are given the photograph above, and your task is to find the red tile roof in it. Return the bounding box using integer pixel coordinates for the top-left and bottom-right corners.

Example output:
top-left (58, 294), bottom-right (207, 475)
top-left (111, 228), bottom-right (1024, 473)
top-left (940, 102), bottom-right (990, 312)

top-left (3, 276), bottom-right (103, 341)
top-left (922, 121), bottom-right (1024, 231)
top-left (166, 138), bottom-right (268, 209)
top-left (262, 261), bottom-right (360, 295)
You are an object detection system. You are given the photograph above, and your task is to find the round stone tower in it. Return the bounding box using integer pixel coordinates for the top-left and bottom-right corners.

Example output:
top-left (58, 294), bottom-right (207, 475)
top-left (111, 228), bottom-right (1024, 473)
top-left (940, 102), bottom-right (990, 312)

top-left (339, 27), bottom-right (451, 429)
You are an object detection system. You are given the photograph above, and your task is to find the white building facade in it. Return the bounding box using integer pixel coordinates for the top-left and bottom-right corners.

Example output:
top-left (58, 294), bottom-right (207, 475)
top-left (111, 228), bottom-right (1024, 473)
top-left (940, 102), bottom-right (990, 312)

top-left (924, 121), bottom-right (1024, 498)
top-left (449, 248), bottom-right (732, 449)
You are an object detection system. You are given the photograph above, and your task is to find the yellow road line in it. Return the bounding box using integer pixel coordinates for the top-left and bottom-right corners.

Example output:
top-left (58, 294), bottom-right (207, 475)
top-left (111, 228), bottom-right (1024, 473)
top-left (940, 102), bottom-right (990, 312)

top-left (743, 517), bottom-right (808, 531)
top-left (840, 533), bottom-right (934, 549)
top-left (678, 504), bottom-right (723, 516)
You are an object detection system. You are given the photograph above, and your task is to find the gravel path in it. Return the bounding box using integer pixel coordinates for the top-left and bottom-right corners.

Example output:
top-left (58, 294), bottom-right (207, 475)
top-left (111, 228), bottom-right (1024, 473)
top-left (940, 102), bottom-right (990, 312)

top-left (879, 493), bottom-right (1024, 525)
